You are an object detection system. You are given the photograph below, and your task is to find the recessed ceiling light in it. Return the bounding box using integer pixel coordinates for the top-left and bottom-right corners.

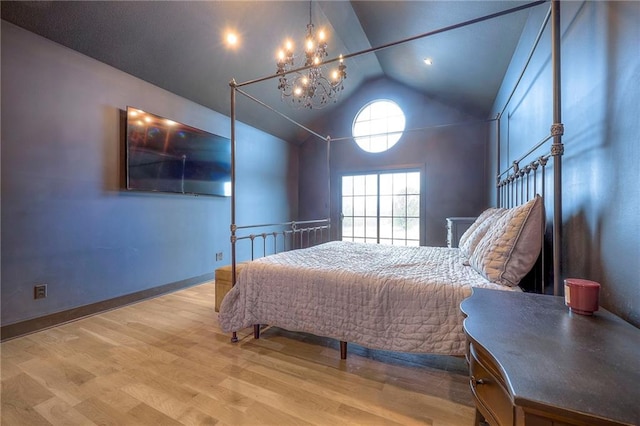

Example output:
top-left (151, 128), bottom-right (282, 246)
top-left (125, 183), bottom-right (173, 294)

top-left (423, 58), bottom-right (433, 66)
top-left (225, 32), bottom-right (239, 47)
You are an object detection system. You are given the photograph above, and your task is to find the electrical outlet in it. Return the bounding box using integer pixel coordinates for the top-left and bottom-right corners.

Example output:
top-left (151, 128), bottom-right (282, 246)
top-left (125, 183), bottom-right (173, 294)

top-left (34, 284), bottom-right (47, 299)
top-left (215, 252), bottom-right (223, 261)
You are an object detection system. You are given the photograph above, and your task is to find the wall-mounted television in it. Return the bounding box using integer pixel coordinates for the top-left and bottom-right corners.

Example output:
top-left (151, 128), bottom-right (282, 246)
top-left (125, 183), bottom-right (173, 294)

top-left (125, 107), bottom-right (231, 197)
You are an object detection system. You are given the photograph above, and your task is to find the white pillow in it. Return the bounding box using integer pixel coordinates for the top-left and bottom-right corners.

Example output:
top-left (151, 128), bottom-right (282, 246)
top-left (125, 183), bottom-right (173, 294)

top-left (470, 196), bottom-right (544, 287)
top-left (458, 208), bottom-right (506, 258)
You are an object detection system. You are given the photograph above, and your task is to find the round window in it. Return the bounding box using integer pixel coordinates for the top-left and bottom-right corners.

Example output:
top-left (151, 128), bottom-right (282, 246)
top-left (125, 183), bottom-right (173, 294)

top-left (352, 100), bottom-right (406, 153)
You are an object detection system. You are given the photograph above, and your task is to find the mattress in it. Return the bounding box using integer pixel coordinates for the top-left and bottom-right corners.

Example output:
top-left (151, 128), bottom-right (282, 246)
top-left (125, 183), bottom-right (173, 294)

top-left (218, 241), bottom-right (517, 355)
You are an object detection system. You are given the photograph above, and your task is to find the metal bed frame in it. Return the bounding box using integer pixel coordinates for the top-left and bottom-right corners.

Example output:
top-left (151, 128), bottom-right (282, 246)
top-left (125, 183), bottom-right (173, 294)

top-left (495, 0), bottom-right (563, 296)
top-left (226, 0), bottom-right (563, 344)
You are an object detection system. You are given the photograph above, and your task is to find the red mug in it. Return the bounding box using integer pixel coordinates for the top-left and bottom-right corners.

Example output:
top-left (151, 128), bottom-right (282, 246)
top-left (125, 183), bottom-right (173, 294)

top-left (564, 278), bottom-right (600, 315)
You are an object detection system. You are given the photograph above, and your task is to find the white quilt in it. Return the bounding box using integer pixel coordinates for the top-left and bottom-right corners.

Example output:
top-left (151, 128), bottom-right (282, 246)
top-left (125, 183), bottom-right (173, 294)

top-left (218, 241), bottom-right (517, 356)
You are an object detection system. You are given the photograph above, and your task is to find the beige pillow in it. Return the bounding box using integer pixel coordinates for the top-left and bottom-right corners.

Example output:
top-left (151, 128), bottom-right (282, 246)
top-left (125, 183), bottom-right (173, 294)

top-left (458, 208), bottom-right (506, 258)
top-left (470, 196), bottom-right (544, 287)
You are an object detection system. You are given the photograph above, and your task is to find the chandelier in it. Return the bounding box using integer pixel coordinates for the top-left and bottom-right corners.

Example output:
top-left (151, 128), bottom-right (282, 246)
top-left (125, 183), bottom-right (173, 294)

top-left (276, 1), bottom-right (347, 109)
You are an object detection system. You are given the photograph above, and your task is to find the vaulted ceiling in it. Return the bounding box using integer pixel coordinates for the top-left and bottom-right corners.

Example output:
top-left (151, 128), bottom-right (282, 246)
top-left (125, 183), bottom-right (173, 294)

top-left (1, 1), bottom-right (543, 143)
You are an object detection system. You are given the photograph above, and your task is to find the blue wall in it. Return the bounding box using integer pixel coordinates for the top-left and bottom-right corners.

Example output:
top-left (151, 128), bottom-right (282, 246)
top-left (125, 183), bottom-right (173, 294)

top-left (490, 2), bottom-right (639, 326)
top-left (1, 22), bottom-right (298, 325)
top-left (300, 77), bottom-right (491, 247)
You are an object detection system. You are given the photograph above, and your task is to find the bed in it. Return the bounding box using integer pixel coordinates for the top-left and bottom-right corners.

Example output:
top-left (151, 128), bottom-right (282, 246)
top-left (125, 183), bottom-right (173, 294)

top-left (219, 0), bottom-right (563, 358)
top-left (220, 194), bottom-right (546, 357)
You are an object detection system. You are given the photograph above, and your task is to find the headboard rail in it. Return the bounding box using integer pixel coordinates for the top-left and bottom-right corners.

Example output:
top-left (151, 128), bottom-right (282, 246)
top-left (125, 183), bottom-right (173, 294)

top-left (497, 153), bottom-right (551, 209)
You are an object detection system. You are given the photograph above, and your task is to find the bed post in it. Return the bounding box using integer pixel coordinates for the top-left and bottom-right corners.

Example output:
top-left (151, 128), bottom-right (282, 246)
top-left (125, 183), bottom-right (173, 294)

top-left (326, 136), bottom-right (332, 240)
top-left (551, 0), bottom-right (563, 296)
top-left (496, 116), bottom-right (501, 208)
top-left (340, 341), bottom-right (347, 360)
top-left (230, 79), bottom-right (239, 343)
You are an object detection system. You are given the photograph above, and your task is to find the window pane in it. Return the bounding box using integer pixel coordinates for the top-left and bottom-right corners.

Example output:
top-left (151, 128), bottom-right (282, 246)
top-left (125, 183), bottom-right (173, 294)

top-left (393, 217), bottom-right (406, 239)
top-left (406, 172), bottom-right (420, 194)
top-left (353, 218), bottom-right (365, 238)
top-left (342, 176), bottom-right (353, 196)
top-left (388, 115), bottom-right (406, 134)
top-left (353, 196), bottom-right (365, 216)
top-left (406, 240), bottom-right (419, 247)
top-left (379, 195), bottom-right (393, 216)
top-left (366, 217), bottom-right (377, 238)
top-left (370, 119), bottom-right (387, 136)
top-left (369, 136), bottom-right (388, 153)
top-left (365, 195), bottom-right (377, 216)
top-left (352, 121), bottom-right (370, 138)
top-left (393, 195), bottom-right (406, 216)
top-left (393, 173), bottom-right (406, 194)
top-left (380, 218), bottom-right (393, 239)
top-left (342, 197), bottom-right (353, 216)
top-left (407, 218), bottom-right (420, 240)
top-left (342, 217), bottom-right (353, 238)
top-left (370, 101), bottom-right (387, 119)
top-left (379, 174), bottom-right (393, 195)
top-left (353, 100), bottom-right (405, 153)
top-left (365, 174), bottom-right (378, 196)
top-left (407, 195), bottom-right (420, 217)
top-left (379, 238), bottom-right (393, 246)
top-left (353, 175), bottom-right (366, 196)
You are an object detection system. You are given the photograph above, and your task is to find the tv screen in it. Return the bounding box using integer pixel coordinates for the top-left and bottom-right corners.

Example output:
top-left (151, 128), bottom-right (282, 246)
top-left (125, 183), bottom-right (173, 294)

top-left (125, 107), bottom-right (231, 197)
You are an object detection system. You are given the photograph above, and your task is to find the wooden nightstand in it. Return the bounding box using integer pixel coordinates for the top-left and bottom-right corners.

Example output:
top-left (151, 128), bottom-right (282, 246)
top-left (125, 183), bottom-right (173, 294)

top-left (460, 288), bottom-right (639, 426)
top-left (214, 262), bottom-right (246, 312)
top-left (446, 217), bottom-right (476, 248)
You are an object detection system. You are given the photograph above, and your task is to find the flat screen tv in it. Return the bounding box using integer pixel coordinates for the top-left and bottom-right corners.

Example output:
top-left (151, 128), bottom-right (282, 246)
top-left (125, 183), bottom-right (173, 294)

top-left (125, 107), bottom-right (231, 197)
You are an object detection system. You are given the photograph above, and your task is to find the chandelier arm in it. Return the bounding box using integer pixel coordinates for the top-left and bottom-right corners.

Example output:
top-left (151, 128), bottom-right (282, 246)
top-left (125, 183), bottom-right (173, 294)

top-left (235, 87), bottom-right (328, 142)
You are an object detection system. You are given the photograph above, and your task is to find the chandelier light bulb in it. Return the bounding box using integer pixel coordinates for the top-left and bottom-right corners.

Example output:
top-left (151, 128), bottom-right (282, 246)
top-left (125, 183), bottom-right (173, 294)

top-left (226, 33), bottom-right (238, 46)
top-left (313, 57), bottom-right (320, 65)
top-left (294, 87), bottom-right (302, 96)
top-left (318, 30), bottom-right (325, 41)
top-left (306, 38), bottom-right (314, 51)
top-left (285, 40), bottom-right (293, 51)
top-left (278, 50), bottom-right (285, 60)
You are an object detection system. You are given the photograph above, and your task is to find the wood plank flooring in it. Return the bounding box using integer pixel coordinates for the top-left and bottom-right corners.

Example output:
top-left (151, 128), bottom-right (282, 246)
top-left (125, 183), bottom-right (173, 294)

top-left (1, 282), bottom-right (475, 425)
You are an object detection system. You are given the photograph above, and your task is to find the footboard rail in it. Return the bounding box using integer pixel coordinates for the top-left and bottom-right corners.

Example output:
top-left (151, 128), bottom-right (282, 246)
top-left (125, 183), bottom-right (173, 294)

top-left (233, 218), bottom-right (331, 261)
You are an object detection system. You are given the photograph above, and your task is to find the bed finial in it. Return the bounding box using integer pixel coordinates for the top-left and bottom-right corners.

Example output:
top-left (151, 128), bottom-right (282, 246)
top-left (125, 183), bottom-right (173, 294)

top-left (539, 156), bottom-right (549, 167)
top-left (512, 160), bottom-right (520, 174)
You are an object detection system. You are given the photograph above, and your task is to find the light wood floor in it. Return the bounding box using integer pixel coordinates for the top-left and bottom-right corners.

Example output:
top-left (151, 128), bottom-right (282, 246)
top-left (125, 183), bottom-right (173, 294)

top-left (1, 282), bottom-right (475, 425)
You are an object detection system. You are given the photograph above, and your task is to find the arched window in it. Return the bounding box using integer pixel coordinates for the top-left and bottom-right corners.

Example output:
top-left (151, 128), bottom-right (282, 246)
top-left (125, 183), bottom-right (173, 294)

top-left (352, 100), bottom-right (405, 153)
